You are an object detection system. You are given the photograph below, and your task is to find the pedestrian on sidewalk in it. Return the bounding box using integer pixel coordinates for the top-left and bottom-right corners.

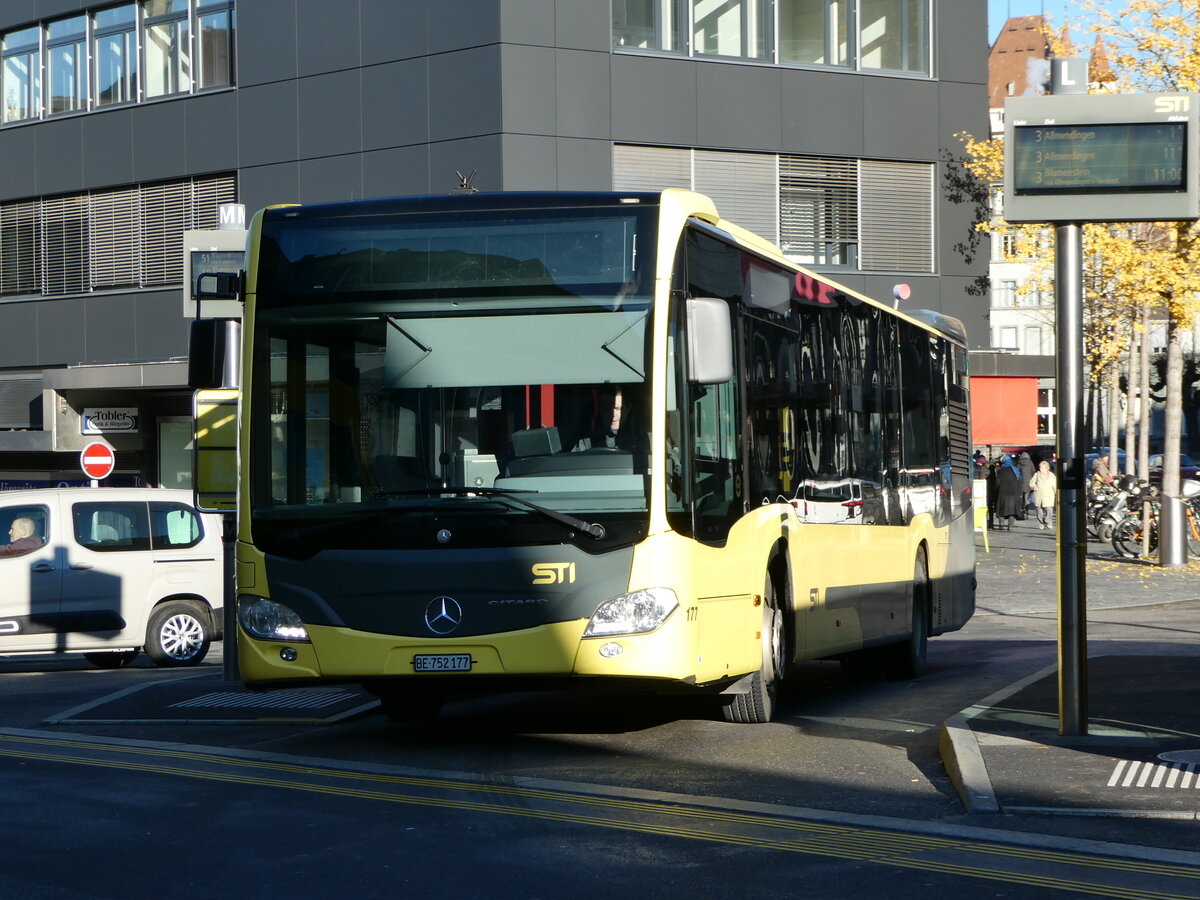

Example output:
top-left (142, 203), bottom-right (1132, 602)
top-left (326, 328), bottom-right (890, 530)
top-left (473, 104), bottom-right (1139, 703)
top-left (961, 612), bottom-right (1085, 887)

top-left (1018, 451), bottom-right (1035, 514)
top-left (1030, 459), bottom-right (1056, 530)
top-left (994, 455), bottom-right (1024, 530)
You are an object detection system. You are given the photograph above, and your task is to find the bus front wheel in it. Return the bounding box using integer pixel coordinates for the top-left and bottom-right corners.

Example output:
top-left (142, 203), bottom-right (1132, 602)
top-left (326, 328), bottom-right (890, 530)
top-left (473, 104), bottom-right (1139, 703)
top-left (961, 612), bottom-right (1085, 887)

top-left (721, 568), bottom-right (786, 724)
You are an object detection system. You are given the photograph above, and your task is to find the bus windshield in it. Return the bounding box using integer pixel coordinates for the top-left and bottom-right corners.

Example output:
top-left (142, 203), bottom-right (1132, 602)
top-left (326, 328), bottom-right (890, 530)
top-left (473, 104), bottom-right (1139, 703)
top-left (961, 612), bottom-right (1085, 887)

top-left (249, 203), bottom-right (658, 556)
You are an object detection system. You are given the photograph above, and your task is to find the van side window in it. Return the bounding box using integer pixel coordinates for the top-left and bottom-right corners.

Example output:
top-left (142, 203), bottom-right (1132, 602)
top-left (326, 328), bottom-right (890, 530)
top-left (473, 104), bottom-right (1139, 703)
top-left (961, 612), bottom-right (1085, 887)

top-left (0, 505), bottom-right (49, 558)
top-left (149, 503), bottom-right (203, 549)
top-left (72, 503), bottom-right (151, 552)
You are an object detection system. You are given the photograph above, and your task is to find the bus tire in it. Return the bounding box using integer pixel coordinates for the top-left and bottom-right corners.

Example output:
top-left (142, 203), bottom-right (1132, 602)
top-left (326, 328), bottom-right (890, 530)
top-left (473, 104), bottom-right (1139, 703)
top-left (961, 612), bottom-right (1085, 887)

top-left (883, 551), bottom-right (929, 680)
top-left (722, 567), bottom-right (786, 724)
top-left (145, 601), bottom-right (211, 667)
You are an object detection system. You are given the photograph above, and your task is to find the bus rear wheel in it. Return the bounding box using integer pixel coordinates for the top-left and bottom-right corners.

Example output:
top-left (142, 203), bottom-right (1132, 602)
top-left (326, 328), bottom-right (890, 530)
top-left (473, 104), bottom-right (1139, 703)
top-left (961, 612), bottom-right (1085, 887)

top-left (722, 569), bottom-right (786, 724)
top-left (882, 551), bottom-right (929, 680)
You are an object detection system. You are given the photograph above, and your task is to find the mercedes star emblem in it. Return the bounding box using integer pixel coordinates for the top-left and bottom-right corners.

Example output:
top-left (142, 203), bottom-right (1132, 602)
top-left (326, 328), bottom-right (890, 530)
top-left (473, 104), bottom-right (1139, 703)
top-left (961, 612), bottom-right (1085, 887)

top-left (424, 596), bottom-right (462, 635)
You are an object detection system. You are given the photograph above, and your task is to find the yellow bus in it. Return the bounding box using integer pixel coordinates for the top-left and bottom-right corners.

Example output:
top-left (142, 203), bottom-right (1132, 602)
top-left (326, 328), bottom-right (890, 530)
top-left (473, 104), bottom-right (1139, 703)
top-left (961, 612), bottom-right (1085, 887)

top-left (194, 189), bottom-right (975, 723)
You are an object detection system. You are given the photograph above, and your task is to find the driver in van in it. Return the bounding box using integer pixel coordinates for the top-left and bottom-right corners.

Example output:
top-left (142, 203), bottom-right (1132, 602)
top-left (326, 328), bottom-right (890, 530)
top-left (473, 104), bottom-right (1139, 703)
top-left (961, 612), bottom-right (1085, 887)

top-left (0, 517), bottom-right (42, 557)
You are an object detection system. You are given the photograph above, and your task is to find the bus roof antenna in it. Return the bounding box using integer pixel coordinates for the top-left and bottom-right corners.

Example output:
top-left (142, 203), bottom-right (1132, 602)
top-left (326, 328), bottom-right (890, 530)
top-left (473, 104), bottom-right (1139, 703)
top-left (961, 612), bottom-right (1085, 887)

top-left (452, 170), bottom-right (479, 194)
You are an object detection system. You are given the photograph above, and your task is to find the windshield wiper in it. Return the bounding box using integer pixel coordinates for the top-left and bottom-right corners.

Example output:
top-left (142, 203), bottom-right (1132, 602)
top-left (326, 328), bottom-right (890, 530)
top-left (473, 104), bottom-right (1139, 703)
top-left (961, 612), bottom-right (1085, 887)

top-left (384, 487), bottom-right (607, 540)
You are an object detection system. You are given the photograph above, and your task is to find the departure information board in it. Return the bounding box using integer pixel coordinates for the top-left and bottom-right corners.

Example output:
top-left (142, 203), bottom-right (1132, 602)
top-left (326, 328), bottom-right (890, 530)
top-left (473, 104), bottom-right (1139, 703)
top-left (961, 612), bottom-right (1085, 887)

top-left (1004, 92), bottom-right (1198, 223)
top-left (1012, 122), bottom-right (1186, 194)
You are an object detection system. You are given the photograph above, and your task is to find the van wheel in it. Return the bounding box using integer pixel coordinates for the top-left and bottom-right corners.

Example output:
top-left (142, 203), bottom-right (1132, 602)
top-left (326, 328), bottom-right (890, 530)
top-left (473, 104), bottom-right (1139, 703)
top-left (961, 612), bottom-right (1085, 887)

top-left (145, 601), bottom-right (211, 667)
top-left (84, 650), bottom-right (139, 669)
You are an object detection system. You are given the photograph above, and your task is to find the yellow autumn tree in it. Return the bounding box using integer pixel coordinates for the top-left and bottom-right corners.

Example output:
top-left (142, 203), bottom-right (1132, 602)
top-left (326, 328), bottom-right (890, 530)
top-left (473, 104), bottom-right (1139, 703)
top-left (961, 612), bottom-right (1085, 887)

top-left (960, 2), bottom-right (1200, 498)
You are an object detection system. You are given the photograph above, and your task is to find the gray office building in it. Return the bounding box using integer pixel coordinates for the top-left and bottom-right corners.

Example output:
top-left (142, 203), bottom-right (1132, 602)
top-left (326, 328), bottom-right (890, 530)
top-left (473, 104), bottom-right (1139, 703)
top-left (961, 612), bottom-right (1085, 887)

top-left (0, 1), bottom-right (987, 486)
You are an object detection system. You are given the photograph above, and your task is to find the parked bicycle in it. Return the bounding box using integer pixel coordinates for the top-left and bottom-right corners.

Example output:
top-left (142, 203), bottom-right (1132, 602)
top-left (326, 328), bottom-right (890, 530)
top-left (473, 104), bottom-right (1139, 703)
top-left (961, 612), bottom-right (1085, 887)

top-left (1110, 481), bottom-right (1200, 560)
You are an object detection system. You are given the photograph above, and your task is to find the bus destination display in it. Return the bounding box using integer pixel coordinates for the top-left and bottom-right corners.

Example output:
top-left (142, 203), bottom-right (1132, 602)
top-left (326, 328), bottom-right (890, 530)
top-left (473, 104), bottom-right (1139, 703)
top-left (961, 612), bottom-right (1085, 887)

top-left (1012, 122), bottom-right (1187, 195)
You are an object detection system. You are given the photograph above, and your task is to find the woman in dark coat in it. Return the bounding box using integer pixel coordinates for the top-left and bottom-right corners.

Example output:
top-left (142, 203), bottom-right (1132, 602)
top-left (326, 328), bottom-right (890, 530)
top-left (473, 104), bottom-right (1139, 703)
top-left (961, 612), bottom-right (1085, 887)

top-left (993, 455), bottom-right (1025, 530)
top-left (1017, 451), bottom-right (1035, 518)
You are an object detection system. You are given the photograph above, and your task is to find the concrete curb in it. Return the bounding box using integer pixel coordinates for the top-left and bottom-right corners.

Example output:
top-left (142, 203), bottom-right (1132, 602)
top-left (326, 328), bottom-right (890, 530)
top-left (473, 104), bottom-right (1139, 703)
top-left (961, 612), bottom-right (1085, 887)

top-left (938, 661), bottom-right (1059, 815)
top-left (939, 713), bottom-right (999, 813)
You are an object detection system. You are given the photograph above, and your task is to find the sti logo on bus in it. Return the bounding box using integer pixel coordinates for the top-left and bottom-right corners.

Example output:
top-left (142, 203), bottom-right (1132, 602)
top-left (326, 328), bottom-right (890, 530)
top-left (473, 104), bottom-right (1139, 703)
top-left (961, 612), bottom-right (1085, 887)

top-left (532, 562), bottom-right (576, 585)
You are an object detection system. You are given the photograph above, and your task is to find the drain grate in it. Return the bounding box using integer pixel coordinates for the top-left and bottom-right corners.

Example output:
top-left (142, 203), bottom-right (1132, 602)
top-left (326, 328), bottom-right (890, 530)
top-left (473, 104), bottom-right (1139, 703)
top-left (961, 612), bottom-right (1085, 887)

top-left (1108, 760), bottom-right (1200, 789)
top-left (169, 689), bottom-right (361, 711)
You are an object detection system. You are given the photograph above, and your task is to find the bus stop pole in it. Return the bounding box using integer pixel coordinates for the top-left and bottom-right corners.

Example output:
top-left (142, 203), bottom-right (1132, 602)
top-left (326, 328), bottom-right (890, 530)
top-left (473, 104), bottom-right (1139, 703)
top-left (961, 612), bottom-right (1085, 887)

top-left (1055, 222), bottom-right (1088, 736)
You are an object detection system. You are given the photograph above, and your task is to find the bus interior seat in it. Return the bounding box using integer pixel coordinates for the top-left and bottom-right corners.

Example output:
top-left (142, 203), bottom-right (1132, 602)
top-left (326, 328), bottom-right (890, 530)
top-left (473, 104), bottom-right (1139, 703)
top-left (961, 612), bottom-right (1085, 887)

top-left (511, 426), bottom-right (561, 458)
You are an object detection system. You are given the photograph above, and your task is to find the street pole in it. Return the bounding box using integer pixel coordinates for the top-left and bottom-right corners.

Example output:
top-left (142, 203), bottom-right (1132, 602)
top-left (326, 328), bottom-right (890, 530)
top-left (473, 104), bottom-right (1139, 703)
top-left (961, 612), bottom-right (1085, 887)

top-left (1055, 222), bottom-right (1088, 737)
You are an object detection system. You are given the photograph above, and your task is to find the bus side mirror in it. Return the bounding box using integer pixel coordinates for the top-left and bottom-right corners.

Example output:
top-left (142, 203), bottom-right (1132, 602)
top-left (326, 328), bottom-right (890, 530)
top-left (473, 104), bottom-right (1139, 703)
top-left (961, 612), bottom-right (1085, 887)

top-left (686, 297), bottom-right (734, 384)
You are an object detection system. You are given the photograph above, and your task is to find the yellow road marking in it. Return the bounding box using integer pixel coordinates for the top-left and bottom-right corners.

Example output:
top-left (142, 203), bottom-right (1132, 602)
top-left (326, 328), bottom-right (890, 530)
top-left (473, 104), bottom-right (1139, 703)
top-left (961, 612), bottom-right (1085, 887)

top-left (2, 732), bottom-right (1198, 898)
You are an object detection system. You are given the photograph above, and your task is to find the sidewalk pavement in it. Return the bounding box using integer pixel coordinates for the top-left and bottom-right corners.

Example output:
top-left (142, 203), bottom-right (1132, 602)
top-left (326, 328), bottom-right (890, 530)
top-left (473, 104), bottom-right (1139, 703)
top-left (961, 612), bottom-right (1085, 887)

top-left (942, 515), bottom-right (1200, 818)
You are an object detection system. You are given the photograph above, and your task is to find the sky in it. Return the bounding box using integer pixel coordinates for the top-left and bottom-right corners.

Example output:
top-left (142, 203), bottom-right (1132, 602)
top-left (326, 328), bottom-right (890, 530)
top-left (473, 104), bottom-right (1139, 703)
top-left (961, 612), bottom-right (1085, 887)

top-left (988, 1), bottom-right (1111, 45)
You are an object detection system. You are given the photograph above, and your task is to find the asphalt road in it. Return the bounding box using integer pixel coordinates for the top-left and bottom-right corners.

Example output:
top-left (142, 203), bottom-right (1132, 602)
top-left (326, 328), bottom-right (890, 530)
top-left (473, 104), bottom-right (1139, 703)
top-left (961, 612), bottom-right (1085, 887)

top-left (2, 524), bottom-right (1199, 897)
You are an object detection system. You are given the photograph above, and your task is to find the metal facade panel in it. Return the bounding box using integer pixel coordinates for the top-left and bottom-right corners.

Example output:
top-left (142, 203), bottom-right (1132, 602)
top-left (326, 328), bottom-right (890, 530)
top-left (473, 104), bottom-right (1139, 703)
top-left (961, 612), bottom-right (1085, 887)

top-left (297, 1), bottom-right (361, 76)
top-left (610, 55), bottom-right (698, 147)
top-left (360, 0), bottom-right (428, 65)
top-left (553, 49), bottom-right (613, 140)
top-left (695, 62), bottom-right (783, 152)
top-left (80, 109), bottom-right (135, 190)
top-left (131, 101), bottom-right (188, 184)
top-left (298, 154), bottom-right (364, 205)
top-left (235, 0), bottom-right (298, 86)
top-left (298, 69), bottom-right (363, 159)
top-left (361, 59), bottom-right (430, 151)
top-left (32, 118), bottom-right (83, 197)
top-left (184, 91), bottom-right (240, 176)
top-left (555, 137), bottom-right (613, 191)
top-left (428, 47), bottom-right (503, 143)
top-left (500, 45), bottom-right (558, 137)
top-left (361, 146), bottom-right (432, 199)
top-left (237, 81), bottom-right (300, 169)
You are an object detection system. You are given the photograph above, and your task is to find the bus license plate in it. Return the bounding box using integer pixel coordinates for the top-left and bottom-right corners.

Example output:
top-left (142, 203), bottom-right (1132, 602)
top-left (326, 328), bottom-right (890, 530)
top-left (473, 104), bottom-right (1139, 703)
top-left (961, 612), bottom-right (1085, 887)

top-left (413, 654), bottom-right (472, 672)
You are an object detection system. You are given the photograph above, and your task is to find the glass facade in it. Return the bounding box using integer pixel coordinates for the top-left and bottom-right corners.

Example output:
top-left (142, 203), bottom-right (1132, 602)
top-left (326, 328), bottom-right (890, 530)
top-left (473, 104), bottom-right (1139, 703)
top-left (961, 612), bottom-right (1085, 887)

top-left (0, 0), bottom-right (234, 125)
top-left (613, 0), bottom-right (931, 75)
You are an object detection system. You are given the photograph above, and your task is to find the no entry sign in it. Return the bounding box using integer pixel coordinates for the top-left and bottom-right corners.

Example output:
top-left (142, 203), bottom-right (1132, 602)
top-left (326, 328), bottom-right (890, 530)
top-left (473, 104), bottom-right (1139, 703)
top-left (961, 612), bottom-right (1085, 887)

top-left (80, 442), bottom-right (116, 480)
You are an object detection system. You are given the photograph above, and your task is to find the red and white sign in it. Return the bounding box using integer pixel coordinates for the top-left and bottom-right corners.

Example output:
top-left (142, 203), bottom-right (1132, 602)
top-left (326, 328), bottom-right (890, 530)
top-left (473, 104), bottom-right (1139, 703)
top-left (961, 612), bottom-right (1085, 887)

top-left (80, 442), bottom-right (116, 480)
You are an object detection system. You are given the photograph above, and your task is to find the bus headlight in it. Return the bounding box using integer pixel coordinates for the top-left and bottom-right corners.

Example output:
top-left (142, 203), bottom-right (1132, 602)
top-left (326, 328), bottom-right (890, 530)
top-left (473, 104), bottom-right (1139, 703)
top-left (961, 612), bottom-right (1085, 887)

top-left (584, 588), bottom-right (678, 637)
top-left (238, 596), bottom-right (311, 642)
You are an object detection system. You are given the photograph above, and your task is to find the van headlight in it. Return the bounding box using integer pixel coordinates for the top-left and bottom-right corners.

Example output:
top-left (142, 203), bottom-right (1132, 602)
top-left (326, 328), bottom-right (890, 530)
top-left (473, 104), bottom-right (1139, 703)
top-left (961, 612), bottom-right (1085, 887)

top-left (584, 588), bottom-right (678, 637)
top-left (238, 596), bottom-right (310, 642)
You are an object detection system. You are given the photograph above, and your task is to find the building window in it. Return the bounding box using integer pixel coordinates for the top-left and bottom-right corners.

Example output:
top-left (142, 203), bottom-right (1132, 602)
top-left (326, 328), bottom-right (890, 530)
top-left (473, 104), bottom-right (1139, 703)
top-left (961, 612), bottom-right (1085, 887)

top-left (998, 327), bottom-right (1018, 350)
top-left (47, 17), bottom-right (87, 115)
top-left (613, 0), bottom-right (930, 75)
top-left (93, 5), bottom-right (138, 107)
top-left (993, 279), bottom-right (1016, 308)
top-left (859, 0), bottom-right (928, 74)
top-left (0, 173), bottom-right (236, 299)
top-left (613, 0), bottom-right (687, 51)
top-left (780, 155), bottom-right (857, 265)
top-left (779, 0), bottom-right (851, 67)
top-left (2, 26), bottom-right (40, 123)
top-left (1026, 326), bottom-right (1041, 354)
top-left (143, 0), bottom-right (190, 98)
top-left (1, 1), bottom-right (234, 125)
top-left (693, 0), bottom-right (769, 59)
top-left (196, 1), bottom-right (234, 89)
top-left (614, 144), bottom-right (934, 274)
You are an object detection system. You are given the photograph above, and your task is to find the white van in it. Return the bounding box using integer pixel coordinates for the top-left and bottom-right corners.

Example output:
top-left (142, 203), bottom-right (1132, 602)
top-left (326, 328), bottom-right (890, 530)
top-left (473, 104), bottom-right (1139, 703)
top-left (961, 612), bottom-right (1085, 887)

top-left (0, 488), bottom-right (224, 668)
